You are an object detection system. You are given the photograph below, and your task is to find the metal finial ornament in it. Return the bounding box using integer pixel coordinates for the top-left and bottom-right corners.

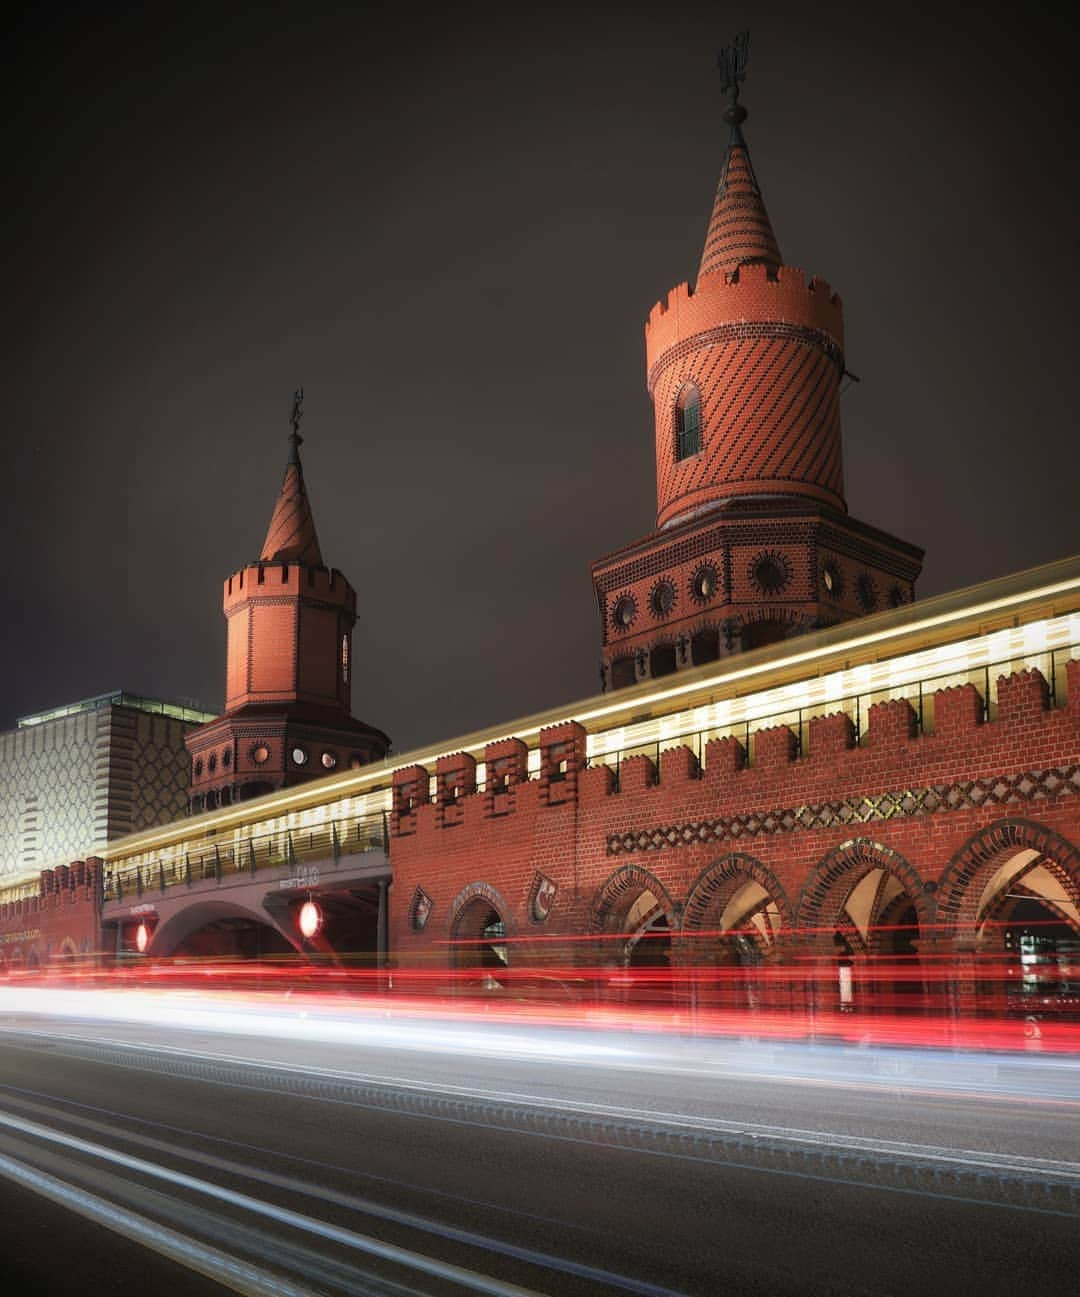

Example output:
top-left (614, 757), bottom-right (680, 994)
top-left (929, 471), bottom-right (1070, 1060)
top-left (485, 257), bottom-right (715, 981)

top-left (718, 30), bottom-right (750, 126)
top-left (289, 386), bottom-right (304, 461)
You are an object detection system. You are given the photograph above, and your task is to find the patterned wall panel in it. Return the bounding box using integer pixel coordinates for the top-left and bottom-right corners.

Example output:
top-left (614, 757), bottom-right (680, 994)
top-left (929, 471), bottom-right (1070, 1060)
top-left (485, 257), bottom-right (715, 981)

top-left (0, 703), bottom-right (199, 882)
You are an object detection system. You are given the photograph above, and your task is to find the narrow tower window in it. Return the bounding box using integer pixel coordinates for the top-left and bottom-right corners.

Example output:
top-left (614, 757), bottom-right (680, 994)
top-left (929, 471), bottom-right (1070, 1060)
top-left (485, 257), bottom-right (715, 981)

top-left (675, 385), bottom-right (701, 460)
top-left (341, 635), bottom-right (349, 685)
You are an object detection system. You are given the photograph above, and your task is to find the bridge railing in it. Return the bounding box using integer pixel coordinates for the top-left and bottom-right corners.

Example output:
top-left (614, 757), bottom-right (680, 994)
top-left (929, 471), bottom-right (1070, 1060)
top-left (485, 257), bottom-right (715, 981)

top-left (103, 811), bottom-right (387, 904)
top-left (586, 641), bottom-right (1077, 788)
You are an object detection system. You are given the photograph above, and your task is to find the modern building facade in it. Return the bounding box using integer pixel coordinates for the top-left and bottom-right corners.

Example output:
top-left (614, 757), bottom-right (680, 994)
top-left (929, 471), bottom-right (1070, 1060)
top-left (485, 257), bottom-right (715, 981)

top-left (0, 691), bottom-right (214, 886)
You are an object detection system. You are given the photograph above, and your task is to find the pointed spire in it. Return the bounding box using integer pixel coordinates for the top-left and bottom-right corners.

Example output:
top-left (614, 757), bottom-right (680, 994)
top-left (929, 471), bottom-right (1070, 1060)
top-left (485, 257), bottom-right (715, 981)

top-left (698, 35), bottom-right (782, 284)
top-left (260, 388), bottom-right (324, 566)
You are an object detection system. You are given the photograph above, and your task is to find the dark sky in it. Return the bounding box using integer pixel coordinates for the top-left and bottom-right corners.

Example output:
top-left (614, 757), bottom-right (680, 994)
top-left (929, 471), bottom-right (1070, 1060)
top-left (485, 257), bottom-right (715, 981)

top-left (5, 3), bottom-right (1078, 751)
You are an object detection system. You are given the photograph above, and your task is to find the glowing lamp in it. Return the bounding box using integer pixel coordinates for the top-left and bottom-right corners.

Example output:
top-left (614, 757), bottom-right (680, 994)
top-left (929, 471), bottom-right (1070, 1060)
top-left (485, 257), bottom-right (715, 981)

top-left (298, 900), bottom-right (323, 940)
top-left (135, 923), bottom-right (149, 954)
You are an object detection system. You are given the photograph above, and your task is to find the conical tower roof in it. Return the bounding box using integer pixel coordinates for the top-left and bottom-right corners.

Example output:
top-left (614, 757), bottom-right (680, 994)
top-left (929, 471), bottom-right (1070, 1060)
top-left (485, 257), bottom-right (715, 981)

top-left (697, 109), bottom-right (782, 283)
top-left (260, 431), bottom-right (324, 566)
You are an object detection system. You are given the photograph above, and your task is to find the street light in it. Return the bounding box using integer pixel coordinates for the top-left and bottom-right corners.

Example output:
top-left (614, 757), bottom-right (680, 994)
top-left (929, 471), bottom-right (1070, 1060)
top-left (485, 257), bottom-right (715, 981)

top-left (298, 900), bottom-right (322, 941)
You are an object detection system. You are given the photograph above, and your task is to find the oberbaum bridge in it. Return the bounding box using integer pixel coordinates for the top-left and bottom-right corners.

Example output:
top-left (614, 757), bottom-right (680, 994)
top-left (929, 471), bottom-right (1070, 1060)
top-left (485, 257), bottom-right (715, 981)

top-left (2, 56), bottom-right (1078, 1011)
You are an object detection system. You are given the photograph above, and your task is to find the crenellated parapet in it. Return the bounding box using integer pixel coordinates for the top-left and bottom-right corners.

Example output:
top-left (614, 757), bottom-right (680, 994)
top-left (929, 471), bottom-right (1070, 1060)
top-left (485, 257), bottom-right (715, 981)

top-left (645, 263), bottom-right (844, 388)
top-left (997, 668), bottom-right (1051, 723)
top-left (649, 269), bottom-right (849, 525)
top-left (807, 711), bottom-right (856, 757)
top-left (934, 684), bottom-right (984, 737)
top-left (25, 859), bottom-right (101, 910)
top-left (435, 752), bottom-right (476, 829)
top-left (754, 724), bottom-right (800, 770)
top-left (0, 858), bottom-right (102, 967)
top-left (387, 653), bottom-right (1078, 968)
top-left (483, 737), bottom-right (529, 817)
top-left (386, 662), bottom-right (1077, 851)
top-left (539, 722), bottom-right (586, 806)
top-left (224, 561), bottom-right (355, 607)
top-left (866, 698), bottom-right (919, 747)
top-left (391, 764), bottom-right (430, 836)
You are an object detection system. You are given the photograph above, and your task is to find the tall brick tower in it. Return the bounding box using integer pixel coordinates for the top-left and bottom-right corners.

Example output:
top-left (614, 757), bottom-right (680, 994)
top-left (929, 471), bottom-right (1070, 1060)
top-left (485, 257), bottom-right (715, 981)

top-left (591, 42), bottom-right (923, 691)
top-left (187, 393), bottom-right (389, 810)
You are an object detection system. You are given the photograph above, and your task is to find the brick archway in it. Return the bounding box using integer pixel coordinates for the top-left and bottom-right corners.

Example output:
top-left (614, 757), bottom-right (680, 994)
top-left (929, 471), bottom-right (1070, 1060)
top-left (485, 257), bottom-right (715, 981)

top-left (936, 818), bottom-right (1080, 943)
top-left (447, 881), bottom-right (513, 939)
top-left (683, 853), bottom-right (793, 934)
top-left (983, 871), bottom-right (1080, 934)
top-left (590, 864), bottom-right (677, 935)
top-left (796, 838), bottom-right (930, 952)
top-left (447, 881), bottom-right (513, 974)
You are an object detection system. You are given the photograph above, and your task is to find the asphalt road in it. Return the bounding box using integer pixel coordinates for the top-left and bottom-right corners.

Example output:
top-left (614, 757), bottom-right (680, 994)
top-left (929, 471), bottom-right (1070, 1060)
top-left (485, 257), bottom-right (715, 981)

top-left (0, 1004), bottom-right (1077, 1296)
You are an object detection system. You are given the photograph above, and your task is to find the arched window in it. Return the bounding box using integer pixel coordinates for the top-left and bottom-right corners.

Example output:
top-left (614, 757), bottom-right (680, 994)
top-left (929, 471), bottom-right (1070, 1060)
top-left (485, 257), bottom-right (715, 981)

top-left (675, 384), bottom-right (701, 461)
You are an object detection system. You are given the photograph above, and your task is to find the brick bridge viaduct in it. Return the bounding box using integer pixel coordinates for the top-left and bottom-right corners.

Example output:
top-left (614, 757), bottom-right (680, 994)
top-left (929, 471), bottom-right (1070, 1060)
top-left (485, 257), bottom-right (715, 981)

top-left (1, 559), bottom-right (1078, 1015)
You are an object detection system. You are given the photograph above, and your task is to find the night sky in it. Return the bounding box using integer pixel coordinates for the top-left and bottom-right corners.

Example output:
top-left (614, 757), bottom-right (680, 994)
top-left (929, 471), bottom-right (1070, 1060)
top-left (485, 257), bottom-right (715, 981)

top-left (5, 3), bottom-right (1077, 753)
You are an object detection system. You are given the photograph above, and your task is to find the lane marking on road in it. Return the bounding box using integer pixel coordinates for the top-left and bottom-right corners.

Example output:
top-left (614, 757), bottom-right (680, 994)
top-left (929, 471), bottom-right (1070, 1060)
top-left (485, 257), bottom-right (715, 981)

top-left (0, 1085), bottom-right (686, 1297)
top-left (8, 1016), bottom-right (1080, 1106)
top-left (16, 1027), bottom-right (1074, 1183)
top-left (0, 1107), bottom-right (590, 1297)
top-left (0, 1148), bottom-right (322, 1297)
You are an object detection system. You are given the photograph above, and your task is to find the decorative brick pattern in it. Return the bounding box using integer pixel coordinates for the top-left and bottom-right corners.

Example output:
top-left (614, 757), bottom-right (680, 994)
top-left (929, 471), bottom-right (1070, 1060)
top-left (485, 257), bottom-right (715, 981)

top-left (606, 765), bottom-right (1080, 857)
top-left (698, 138), bottom-right (782, 280)
top-left (261, 459), bottom-right (323, 566)
top-left (591, 101), bottom-right (922, 690)
top-left (651, 324), bottom-right (845, 527)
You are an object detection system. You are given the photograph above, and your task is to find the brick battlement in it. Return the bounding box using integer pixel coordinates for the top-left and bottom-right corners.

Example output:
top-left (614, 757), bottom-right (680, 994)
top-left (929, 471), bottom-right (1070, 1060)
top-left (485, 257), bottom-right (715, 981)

top-left (0, 859), bottom-right (101, 928)
top-left (224, 562), bottom-right (355, 611)
top-left (645, 262), bottom-right (844, 377)
top-left (388, 658), bottom-right (1079, 957)
top-left (388, 665), bottom-right (1077, 839)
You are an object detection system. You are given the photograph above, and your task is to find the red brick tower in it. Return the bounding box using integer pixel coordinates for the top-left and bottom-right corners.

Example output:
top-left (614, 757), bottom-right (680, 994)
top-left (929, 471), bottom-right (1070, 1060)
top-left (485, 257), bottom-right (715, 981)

top-left (591, 50), bottom-right (923, 690)
top-left (187, 394), bottom-right (389, 810)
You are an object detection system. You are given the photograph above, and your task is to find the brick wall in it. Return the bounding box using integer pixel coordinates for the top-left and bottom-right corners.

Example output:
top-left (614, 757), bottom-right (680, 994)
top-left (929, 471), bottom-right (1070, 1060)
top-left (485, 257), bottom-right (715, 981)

top-left (389, 663), bottom-right (1080, 965)
top-left (0, 859), bottom-right (102, 966)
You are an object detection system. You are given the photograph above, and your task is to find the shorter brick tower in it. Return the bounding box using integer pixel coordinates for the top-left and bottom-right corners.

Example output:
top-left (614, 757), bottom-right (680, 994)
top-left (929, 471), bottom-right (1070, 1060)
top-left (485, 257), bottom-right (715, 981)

top-left (187, 400), bottom-right (389, 810)
top-left (591, 54), bottom-right (923, 690)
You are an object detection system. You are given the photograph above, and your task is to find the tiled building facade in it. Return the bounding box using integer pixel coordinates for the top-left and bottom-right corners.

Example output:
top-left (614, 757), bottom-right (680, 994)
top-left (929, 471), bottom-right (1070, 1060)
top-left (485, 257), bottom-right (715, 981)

top-left (0, 692), bottom-right (213, 885)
